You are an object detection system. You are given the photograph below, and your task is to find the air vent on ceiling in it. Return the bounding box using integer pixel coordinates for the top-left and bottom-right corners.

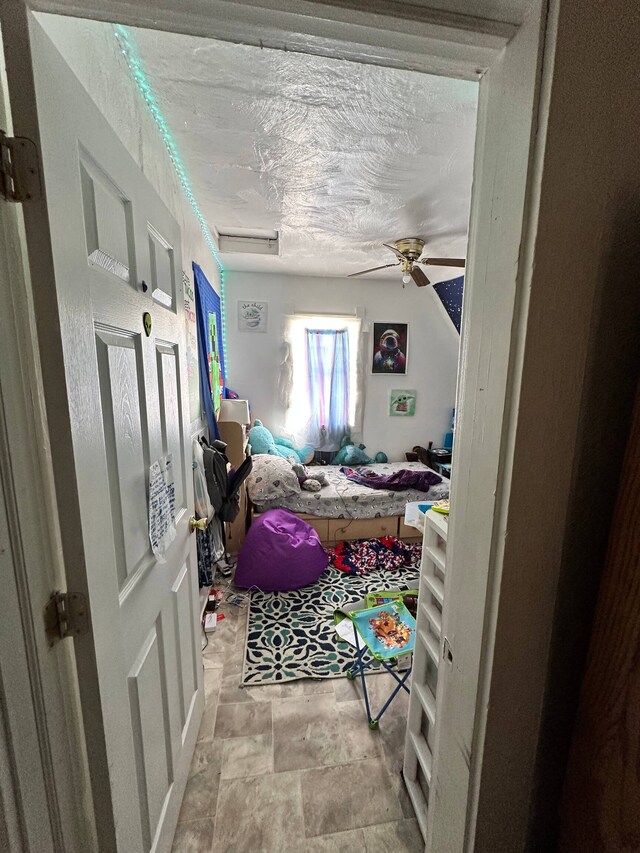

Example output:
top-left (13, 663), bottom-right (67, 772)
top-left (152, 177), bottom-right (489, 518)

top-left (216, 227), bottom-right (279, 256)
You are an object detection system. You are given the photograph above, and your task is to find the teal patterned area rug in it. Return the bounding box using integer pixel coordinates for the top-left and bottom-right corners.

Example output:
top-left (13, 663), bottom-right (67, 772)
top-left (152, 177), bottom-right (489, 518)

top-left (241, 565), bottom-right (420, 685)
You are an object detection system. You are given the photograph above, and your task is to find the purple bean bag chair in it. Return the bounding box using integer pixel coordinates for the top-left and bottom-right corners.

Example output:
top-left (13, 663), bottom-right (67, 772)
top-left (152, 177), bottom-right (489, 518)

top-left (235, 509), bottom-right (328, 592)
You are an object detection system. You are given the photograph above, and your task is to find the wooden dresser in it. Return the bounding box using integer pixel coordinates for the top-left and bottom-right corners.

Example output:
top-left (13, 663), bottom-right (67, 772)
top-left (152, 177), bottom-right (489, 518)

top-left (217, 420), bottom-right (250, 554)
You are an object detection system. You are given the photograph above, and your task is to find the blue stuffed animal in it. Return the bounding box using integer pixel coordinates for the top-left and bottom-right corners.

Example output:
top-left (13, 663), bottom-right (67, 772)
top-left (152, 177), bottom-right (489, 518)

top-left (335, 443), bottom-right (372, 465)
top-left (331, 435), bottom-right (387, 466)
top-left (248, 420), bottom-right (314, 464)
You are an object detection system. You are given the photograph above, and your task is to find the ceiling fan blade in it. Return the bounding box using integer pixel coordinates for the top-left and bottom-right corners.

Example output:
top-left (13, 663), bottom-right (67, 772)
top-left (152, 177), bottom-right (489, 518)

top-left (348, 262), bottom-right (400, 278)
top-left (420, 257), bottom-right (466, 267)
top-left (382, 243), bottom-right (407, 261)
top-left (410, 266), bottom-right (431, 287)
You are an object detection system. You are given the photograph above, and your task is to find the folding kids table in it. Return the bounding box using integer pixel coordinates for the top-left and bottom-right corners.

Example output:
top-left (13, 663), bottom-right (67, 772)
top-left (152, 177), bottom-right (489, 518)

top-left (339, 600), bottom-right (416, 730)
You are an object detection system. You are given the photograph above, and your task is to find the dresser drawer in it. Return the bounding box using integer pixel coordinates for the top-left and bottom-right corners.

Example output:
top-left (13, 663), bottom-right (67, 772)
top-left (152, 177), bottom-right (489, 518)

top-left (327, 516), bottom-right (399, 542)
top-left (398, 518), bottom-right (423, 541)
top-left (298, 515), bottom-right (329, 540)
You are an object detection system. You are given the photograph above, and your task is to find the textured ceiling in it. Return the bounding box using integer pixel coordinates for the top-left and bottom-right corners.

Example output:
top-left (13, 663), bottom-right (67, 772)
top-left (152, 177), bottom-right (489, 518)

top-left (128, 27), bottom-right (478, 279)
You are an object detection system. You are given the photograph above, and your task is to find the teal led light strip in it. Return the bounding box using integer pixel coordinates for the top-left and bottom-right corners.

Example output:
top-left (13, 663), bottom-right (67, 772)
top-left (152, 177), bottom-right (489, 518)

top-left (114, 24), bottom-right (228, 366)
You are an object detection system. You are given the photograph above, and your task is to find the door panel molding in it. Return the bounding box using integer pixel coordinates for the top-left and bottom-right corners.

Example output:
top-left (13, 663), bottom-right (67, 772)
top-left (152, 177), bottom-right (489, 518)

top-left (95, 326), bottom-right (151, 587)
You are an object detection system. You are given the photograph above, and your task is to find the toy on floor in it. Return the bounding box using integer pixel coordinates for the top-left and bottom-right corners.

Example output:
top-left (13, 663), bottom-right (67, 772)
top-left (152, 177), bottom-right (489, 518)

top-left (331, 435), bottom-right (388, 466)
top-left (291, 462), bottom-right (328, 492)
top-left (248, 419), bottom-right (314, 464)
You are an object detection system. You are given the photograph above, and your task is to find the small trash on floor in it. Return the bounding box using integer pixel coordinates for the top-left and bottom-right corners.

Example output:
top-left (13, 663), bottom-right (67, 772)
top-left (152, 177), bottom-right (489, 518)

top-left (203, 612), bottom-right (218, 633)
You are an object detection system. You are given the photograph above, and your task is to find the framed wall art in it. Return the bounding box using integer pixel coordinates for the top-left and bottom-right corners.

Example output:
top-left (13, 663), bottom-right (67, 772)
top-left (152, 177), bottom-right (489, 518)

top-left (390, 390), bottom-right (416, 416)
top-left (238, 300), bottom-right (268, 332)
top-left (371, 322), bottom-right (408, 374)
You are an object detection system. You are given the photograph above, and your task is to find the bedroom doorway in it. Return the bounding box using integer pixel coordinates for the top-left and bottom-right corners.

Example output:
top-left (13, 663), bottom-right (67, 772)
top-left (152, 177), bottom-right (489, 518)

top-left (0, 1), bottom-right (556, 851)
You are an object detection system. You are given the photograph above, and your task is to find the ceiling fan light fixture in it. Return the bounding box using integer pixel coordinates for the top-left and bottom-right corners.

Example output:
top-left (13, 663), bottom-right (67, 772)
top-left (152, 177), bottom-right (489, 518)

top-left (348, 238), bottom-right (465, 286)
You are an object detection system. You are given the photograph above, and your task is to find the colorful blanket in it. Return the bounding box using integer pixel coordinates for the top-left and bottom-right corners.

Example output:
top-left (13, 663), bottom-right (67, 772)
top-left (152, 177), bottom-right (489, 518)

top-left (341, 465), bottom-right (442, 492)
top-left (327, 535), bottom-right (421, 576)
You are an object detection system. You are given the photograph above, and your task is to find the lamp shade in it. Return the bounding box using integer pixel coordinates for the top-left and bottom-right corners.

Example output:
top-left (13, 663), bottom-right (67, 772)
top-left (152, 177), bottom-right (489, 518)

top-left (218, 399), bottom-right (250, 425)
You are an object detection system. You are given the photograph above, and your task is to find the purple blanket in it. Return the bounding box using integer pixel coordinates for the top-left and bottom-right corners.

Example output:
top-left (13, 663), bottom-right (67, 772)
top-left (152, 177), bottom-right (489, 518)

top-left (341, 466), bottom-right (442, 492)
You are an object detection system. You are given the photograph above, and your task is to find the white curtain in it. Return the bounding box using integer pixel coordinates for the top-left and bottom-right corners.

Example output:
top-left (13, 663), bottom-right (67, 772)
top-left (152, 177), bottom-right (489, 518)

top-left (352, 320), bottom-right (367, 445)
top-left (279, 313), bottom-right (364, 450)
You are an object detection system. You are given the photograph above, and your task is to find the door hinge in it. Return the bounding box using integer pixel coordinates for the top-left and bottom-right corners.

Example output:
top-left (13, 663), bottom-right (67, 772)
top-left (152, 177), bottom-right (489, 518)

top-left (43, 591), bottom-right (89, 648)
top-left (1, 129), bottom-right (42, 203)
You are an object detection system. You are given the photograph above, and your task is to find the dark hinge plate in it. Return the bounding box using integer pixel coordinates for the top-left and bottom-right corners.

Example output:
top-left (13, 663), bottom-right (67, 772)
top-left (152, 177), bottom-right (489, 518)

top-left (1, 129), bottom-right (42, 203)
top-left (43, 591), bottom-right (89, 648)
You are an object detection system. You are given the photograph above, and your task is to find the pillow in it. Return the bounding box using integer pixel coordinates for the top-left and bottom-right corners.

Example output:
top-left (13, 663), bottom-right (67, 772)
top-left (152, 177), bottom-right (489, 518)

top-left (246, 454), bottom-right (301, 503)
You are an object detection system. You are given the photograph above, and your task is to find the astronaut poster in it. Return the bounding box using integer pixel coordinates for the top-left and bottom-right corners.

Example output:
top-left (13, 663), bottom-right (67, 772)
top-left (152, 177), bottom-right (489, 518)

top-left (371, 323), bottom-right (408, 374)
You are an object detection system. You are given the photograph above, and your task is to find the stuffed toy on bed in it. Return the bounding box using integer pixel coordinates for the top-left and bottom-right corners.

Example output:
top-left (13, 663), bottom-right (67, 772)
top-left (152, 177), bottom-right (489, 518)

top-left (248, 419), bottom-right (315, 464)
top-left (291, 462), bottom-right (328, 492)
top-left (331, 435), bottom-right (388, 466)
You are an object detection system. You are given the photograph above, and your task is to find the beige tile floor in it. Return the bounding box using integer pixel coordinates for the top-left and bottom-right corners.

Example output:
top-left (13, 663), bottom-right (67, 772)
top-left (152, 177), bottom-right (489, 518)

top-left (172, 595), bottom-right (422, 853)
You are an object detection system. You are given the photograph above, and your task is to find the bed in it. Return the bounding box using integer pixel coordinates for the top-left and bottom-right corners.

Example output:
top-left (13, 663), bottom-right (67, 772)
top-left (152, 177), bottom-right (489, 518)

top-left (247, 457), bottom-right (449, 546)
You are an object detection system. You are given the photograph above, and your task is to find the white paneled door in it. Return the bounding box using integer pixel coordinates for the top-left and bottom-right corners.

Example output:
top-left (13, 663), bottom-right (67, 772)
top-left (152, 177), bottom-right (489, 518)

top-left (5, 15), bottom-right (203, 853)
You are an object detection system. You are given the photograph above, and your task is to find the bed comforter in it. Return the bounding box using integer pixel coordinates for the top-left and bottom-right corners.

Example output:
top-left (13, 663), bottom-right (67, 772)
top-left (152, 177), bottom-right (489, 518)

top-left (250, 461), bottom-right (450, 520)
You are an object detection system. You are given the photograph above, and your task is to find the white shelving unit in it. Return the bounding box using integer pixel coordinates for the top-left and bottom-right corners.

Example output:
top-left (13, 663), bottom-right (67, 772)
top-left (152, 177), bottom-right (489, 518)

top-left (403, 508), bottom-right (448, 839)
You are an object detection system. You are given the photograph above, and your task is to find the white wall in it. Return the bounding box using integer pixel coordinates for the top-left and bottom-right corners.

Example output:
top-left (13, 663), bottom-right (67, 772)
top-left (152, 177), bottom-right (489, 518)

top-left (225, 271), bottom-right (460, 462)
top-left (37, 13), bottom-right (221, 427)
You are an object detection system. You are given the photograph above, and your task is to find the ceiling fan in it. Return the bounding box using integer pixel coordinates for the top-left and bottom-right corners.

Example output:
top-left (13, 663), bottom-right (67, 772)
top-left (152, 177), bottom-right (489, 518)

top-left (348, 238), bottom-right (465, 287)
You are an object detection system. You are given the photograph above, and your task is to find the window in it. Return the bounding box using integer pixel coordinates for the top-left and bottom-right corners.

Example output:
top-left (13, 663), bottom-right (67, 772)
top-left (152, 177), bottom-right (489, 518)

top-left (283, 314), bottom-right (362, 450)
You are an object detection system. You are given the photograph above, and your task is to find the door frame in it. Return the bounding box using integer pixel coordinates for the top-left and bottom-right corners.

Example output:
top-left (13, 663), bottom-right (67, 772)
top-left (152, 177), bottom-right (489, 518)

top-left (3, 0), bottom-right (612, 851)
top-left (0, 41), bottom-right (95, 852)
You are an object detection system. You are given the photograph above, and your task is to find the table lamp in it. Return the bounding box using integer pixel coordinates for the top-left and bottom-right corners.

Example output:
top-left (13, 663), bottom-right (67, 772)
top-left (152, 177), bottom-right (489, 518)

top-left (218, 399), bottom-right (250, 425)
